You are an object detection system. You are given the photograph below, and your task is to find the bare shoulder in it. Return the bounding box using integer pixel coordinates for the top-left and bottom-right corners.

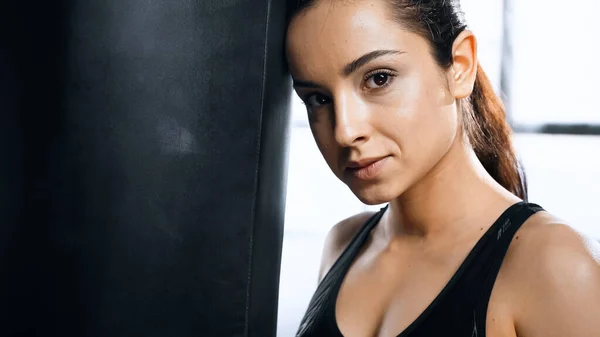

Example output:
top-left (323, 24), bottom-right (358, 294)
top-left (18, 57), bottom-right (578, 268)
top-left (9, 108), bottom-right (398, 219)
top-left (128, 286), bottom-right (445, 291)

top-left (502, 210), bottom-right (600, 336)
top-left (317, 211), bottom-right (376, 282)
top-left (504, 210), bottom-right (600, 274)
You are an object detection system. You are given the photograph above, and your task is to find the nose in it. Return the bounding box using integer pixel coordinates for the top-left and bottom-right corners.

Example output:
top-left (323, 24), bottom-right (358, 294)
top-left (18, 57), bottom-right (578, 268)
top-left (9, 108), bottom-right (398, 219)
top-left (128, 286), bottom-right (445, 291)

top-left (333, 93), bottom-right (370, 147)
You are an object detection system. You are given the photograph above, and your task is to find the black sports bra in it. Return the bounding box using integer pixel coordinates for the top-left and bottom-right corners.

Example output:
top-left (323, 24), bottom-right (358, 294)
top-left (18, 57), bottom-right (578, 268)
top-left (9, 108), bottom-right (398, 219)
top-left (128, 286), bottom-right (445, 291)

top-left (296, 202), bottom-right (544, 337)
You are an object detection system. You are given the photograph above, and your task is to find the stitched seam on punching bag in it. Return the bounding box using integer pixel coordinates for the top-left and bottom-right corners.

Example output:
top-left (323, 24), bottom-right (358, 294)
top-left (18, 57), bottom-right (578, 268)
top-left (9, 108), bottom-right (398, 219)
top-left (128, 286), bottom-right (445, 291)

top-left (244, 0), bottom-right (273, 336)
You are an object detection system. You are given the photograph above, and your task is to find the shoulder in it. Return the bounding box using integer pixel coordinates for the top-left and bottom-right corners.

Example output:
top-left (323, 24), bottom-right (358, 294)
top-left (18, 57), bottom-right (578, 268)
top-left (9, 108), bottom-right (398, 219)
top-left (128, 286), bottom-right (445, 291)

top-left (504, 210), bottom-right (600, 281)
top-left (317, 211), bottom-right (376, 282)
top-left (503, 210), bottom-right (600, 336)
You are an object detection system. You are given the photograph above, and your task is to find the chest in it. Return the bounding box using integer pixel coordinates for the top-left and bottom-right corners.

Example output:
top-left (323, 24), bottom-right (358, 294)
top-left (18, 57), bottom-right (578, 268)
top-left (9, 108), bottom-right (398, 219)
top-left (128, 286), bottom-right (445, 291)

top-left (335, 243), bottom-right (517, 337)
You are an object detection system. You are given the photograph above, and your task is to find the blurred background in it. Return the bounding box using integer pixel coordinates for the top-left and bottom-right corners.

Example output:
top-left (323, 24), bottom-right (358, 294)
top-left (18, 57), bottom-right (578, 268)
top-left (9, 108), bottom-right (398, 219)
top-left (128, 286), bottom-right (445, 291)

top-left (277, 0), bottom-right (600, 335)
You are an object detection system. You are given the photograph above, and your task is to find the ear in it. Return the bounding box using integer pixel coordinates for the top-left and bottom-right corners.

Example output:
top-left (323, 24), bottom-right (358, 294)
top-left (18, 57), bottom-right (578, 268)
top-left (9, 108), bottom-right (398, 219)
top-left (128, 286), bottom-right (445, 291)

top-left (449, 30), bottom-right (478, 100)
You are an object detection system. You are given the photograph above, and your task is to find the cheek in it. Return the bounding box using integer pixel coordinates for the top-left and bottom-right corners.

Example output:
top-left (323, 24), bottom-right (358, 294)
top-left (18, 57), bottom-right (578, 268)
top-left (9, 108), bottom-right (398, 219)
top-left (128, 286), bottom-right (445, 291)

top-left (309, 122), bottom-right (341, 169)
top-left (381, 73), bottom-right (458, 166)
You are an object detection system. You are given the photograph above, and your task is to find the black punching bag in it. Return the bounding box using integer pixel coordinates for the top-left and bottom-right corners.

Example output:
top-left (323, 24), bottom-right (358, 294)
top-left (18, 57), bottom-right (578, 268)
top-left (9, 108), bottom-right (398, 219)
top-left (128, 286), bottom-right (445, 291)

top-left (0, 1), bottom-right (292, 336)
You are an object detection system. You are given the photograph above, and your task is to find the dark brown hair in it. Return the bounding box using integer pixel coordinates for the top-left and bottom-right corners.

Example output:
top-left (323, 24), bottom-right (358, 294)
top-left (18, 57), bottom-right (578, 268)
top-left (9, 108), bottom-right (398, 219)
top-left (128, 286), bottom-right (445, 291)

top-left (289, 0), bottom-right (528, 200)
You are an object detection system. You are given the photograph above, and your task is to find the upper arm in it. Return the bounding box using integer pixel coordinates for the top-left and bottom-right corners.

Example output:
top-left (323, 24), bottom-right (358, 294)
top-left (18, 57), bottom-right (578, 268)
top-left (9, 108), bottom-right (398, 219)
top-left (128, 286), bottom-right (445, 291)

top-left (317, 212), bottom-right (375, 283)
top-left (511, 219), bottom-right (600, 337)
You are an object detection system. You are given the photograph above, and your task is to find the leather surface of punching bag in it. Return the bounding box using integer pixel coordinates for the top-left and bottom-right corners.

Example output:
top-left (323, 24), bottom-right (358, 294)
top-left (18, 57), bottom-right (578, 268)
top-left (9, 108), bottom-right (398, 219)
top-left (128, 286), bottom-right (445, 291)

top-left (1, 1), bottom-right (292, 336)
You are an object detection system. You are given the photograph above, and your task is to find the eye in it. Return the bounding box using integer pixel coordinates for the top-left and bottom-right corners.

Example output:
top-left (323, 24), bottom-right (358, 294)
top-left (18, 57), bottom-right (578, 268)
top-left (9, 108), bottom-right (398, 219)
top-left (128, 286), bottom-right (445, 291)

top-left (304, 93), bottom-right (331, 108)
top-left (365, 70), bottom-right (396, 89)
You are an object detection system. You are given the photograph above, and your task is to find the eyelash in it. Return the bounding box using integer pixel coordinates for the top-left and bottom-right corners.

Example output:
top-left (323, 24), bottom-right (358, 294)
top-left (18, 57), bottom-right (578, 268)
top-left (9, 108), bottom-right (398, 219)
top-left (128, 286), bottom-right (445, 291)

top-left (301, 69), bottom-right (398, 107)
top-left (363, 69), bottom-right (397, 89)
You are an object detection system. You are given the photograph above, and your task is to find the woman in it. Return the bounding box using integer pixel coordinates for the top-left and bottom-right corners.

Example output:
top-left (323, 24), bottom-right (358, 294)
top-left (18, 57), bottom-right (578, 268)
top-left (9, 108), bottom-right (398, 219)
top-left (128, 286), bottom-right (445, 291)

top-left (285, 0), bottom-right (600, 336)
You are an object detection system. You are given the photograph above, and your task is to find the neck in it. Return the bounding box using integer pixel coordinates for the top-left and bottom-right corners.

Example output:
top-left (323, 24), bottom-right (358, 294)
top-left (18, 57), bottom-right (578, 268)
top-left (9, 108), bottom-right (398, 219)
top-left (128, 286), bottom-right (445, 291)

top-left (382, 136), bottom-right (521, 241)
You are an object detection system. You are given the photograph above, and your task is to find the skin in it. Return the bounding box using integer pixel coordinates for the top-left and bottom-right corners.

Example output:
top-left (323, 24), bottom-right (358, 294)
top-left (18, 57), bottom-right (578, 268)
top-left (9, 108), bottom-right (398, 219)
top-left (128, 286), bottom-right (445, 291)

top-left (286, 0), bottom-right (600, 336)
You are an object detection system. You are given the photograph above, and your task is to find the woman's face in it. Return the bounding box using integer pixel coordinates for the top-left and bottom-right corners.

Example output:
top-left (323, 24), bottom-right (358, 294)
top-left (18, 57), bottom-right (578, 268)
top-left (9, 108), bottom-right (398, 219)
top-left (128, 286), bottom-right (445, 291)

top-left (286, 0), bottom-right (463, 205)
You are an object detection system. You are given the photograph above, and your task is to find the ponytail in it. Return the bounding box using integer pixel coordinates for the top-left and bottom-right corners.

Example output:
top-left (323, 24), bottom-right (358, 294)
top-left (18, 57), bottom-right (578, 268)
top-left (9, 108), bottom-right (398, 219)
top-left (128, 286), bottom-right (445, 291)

top-left (465, 64), bottom-right (528, 200)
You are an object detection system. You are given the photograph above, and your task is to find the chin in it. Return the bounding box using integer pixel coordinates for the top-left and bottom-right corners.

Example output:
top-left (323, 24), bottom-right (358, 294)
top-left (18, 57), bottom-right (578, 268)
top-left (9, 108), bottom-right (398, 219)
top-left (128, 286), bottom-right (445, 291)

top-left (348, 182), bottom-right (399, 206)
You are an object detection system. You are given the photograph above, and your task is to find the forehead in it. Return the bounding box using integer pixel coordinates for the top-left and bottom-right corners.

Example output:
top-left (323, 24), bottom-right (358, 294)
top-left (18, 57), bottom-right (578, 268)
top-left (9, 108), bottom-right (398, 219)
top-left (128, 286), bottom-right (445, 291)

top-left (286, 0), bottom-right (413, 76)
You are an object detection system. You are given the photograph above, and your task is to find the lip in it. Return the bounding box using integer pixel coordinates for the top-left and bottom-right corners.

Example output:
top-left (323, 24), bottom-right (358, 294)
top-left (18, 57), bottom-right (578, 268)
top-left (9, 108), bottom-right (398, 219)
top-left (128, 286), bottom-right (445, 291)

top-left (345, 156), bottom-right (389, 180)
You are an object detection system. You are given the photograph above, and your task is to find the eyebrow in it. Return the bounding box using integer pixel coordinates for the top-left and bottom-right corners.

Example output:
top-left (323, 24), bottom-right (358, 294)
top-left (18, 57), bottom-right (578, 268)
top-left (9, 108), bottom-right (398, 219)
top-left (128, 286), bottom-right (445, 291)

top-left (343, 49), bottom-right (404, 76)
top-left (292, 49), bottom-right (405, 88)
top-left (292, 79), bottom-right (320, 88)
